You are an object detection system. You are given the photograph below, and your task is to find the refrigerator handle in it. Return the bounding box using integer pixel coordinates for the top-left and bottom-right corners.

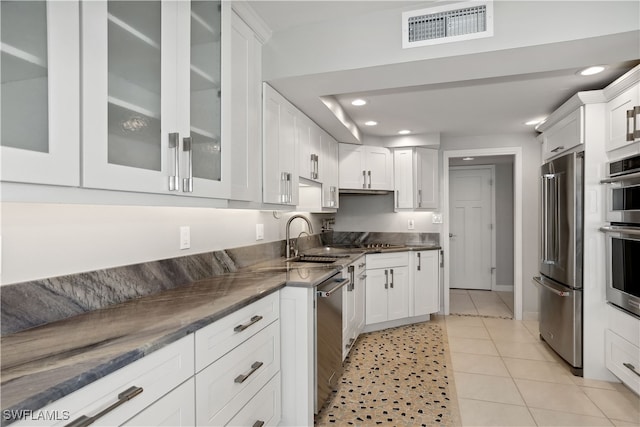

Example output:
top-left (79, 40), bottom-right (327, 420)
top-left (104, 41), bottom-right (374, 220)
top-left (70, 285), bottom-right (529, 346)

top-left (541, 175), bottom-right (554, 264)
top-left (533, 276), bottom-right (571, 297)
top-left (553, 174), bottom-right (560, 263)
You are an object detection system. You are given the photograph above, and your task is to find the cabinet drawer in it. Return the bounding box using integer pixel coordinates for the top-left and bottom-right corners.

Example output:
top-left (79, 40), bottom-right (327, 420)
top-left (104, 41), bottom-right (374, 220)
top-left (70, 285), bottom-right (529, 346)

top-left (195, 321), bottom-right (280, 426)
top-left (605, 329), bottom-right (640, 395)
top-left (12, 336), bottom-right (194, 426)
top-left (195, 292), bottom-right (279, 372)
top-left (607, 303), bottom-right (640, 347)
top-left (226, 373), bottom-right (281, 427)
top-left (123, 378), bottom-right (195, 426)
top-left (366, 252), bottom-right (409, 269)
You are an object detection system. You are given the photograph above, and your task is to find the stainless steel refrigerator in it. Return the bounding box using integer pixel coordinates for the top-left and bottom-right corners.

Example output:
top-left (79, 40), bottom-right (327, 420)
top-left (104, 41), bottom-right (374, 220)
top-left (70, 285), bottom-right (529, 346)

top-left (534, 151), bottom-right (584, 376)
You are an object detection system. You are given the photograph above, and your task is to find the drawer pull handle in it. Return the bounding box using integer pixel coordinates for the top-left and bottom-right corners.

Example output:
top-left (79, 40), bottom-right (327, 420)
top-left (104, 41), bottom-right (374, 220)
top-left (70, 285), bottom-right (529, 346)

top-left (623, 362), bottom-right (640, 377)
top-left (253, 421), bottom-right (265, 427)
top-left (551, 146), bottom-right (565, 153)
top-left (234, 315), bottom-right (263, 332)
top-left (234, 361), bottom-right (263, 384)
top-left (65, 386), bottom-right (143, 427)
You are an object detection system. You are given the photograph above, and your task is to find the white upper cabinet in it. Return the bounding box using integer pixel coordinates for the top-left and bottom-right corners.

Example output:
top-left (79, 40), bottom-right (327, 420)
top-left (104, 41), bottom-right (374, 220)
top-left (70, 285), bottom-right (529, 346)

top-left (605, 83), bottom-right (640, 152)
top-left (298, 115), bottom-right (322, 183)
top-left (1, 1), bottom-right (80, 186)
top-left (228, 8), bottom-right (262, 203)
top-left (263, 83), bottom-right (298, 206)
top-left (393, 147), bottom-right (439, 210)
top-left (541, 106), bottom-right (584, 161)
top-left (339, 144), bottom-right (393, 190)
top-left (321, 130), bottom-right (339, 209)
top-left (416, 148), bottom-right (439, 209)
top-left (82, 0), bottom-right (228, 199)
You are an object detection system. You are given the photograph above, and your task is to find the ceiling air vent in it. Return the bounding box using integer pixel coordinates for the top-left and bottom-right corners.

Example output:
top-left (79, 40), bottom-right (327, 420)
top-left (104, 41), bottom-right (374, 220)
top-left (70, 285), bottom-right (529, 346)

top-left (402, 1), bottom-right (494, 49)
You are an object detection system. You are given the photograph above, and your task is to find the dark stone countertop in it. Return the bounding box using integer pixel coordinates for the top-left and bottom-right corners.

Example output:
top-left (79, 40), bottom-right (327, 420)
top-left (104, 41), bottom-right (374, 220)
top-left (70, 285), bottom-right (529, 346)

top-left (0, 245), bottom-right (439, 421)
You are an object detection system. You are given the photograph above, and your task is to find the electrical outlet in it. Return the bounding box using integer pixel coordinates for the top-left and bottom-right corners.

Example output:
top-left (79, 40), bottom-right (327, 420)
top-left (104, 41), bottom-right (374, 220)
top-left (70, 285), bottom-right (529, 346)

top-left (179, 226), bottom-right (190, 250)
top-left (432, 213), bottom-right (443, 224)
top-left (256, 224), bottom-right (264, 241)
top-left (407, 219), bottom-right (415, 230)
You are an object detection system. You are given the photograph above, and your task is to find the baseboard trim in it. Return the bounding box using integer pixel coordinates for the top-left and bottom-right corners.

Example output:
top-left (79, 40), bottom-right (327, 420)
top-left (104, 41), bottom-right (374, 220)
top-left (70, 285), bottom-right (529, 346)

top-left (492, 284), bottom-right (514, 292)
top-left (362, 315), bottom-right (431, 333)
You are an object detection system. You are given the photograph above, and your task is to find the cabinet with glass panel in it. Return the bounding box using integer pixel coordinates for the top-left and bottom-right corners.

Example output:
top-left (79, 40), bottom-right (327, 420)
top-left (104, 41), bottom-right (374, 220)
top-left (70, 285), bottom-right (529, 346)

top-left (0, 1), bottom-right (80, 186)
top-left (82, 0), bottom-right (228, 198)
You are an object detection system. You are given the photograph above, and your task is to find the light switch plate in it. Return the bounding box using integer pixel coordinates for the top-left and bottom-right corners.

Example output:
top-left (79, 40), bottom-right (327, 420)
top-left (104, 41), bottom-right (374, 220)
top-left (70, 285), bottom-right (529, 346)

top-left (407, 219), bottom-right (415, 230)
top-left (432, 213), bottom-right (443, 224)
top-left (256, 224), bottom-right (264, 240)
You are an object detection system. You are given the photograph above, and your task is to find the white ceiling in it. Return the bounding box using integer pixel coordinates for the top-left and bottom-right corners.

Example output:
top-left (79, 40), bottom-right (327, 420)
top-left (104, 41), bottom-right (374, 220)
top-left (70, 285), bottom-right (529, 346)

top-left (249, 1), bottom-right (640, 140)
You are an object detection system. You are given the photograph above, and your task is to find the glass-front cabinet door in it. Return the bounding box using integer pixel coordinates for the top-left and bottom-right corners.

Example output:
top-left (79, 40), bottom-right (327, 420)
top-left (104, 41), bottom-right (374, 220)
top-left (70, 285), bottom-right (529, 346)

top-left (0, 1), bottom-right (80, 186)
top-left (82, 0), bottom-right (227, 198)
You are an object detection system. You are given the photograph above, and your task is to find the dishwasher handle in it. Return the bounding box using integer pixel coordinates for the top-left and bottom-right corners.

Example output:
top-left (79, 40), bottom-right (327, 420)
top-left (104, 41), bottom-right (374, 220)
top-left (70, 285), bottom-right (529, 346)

top-left (317, 277), bottom-right (351, 298)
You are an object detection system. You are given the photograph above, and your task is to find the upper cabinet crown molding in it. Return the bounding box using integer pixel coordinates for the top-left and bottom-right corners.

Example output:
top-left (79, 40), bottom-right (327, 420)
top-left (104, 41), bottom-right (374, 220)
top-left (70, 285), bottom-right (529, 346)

top-left (230, 1), bottom-right (272, 44)
top-left (602, 64), bottom-right (640, 102)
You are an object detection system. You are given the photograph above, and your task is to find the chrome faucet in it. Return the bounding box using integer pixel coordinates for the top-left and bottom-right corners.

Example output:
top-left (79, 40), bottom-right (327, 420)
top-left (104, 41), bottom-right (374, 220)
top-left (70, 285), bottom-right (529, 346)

top-left (286, 214), bottom-right (313, 259)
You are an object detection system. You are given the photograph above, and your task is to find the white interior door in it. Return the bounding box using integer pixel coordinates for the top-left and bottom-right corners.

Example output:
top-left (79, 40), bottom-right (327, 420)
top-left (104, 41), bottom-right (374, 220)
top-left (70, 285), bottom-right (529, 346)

top-left (449, 167), bottom-right (493, 290)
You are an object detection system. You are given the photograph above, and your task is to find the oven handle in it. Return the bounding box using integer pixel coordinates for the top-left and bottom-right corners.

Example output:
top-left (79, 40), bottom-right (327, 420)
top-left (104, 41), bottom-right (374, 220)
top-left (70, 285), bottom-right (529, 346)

top-left (317, 278), bottom-right (351, 298)
top-left (600, 226), bottom-right (640, 237)
top-left (600, 171), bottom-right (640, 184)
top-left (533, 276), bottom-right (571, 297)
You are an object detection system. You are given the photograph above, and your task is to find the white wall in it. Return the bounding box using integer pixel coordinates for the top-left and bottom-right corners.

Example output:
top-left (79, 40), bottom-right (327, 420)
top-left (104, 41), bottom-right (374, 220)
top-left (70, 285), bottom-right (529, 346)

top-left (0, 203), bottom-right (324, 285)
top-left (334, 193), bottom-right (441, 234)
top-left (495, 162), bottom-right (514, 288)
top-left (442, 133), bottom-right (540, 317)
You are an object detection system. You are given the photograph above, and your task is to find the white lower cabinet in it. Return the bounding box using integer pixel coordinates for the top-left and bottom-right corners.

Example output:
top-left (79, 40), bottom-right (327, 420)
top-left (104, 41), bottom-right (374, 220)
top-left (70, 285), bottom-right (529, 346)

top-left (195, 321), bottom-right (280, 425)
top-left (11, 336), bottom-right (195, 427)
top-left (342, 258), bottom-right (366, 360)
top-left (194, 292), bottom-right (281, 426)
top-left (124, 378), bottom-right (195, 427)
top-left (410, 251), bottom-right (440, 316)
top-left (606, 305), bottom-right (640, 395)
top-left (225, 373), bottom-right (281, 427)
top-left (365, 253), bottom-right (410, 325)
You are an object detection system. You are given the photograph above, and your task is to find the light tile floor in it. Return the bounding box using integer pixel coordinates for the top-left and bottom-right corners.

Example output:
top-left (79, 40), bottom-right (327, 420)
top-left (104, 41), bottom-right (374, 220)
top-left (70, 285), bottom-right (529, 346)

top-left (450, 289), bottom-right (514, 318)
top-left (445, 315), bottom-right (640, 426)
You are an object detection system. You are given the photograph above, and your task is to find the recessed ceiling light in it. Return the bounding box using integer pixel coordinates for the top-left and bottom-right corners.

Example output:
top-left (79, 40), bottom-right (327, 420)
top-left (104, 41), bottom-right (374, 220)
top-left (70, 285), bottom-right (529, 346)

top-left (579, 66), bottom-right (605, 76)
top-left (525, 118), bottom-right (545, 126)
top-left (462, 157), bottom-right (475, 161)
top-left (352, 99), bottom-right (367, 106)
top-left (398, 130), bottom-right (411, 135)
top-left (364, 121), bottom-right (378, 126)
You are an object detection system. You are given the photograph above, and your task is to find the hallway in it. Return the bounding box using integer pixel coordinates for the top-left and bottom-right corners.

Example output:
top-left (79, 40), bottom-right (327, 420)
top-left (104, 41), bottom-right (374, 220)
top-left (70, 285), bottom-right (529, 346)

top-left (450, 289), bottom-right (514, 318)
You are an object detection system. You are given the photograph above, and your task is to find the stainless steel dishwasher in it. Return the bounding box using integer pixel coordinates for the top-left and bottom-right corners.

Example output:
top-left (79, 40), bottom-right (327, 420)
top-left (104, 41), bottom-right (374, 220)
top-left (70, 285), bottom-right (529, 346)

top-left (315, 272), bottom-right (350, 413)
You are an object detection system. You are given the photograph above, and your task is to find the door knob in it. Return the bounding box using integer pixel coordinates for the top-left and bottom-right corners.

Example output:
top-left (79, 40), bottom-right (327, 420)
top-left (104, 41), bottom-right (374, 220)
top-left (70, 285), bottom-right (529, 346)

top-left (449, 233), bottom-right (456, 238)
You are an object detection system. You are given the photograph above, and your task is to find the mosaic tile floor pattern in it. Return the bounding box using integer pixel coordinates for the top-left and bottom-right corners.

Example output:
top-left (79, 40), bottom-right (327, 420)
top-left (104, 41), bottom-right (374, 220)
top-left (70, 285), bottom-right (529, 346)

top-left (316, 320), bottom-right (460, 426)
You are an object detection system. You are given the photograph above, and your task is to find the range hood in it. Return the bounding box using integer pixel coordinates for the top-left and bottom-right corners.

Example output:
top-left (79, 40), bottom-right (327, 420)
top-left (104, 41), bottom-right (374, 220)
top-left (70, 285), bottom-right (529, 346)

top-left (339, 188), bottom-right (393, 195)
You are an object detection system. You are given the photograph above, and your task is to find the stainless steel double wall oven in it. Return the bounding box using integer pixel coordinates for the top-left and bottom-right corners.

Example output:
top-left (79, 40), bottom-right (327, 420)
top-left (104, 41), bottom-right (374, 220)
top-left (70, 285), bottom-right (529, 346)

top-left (601, 153), bottom-right (640, 318)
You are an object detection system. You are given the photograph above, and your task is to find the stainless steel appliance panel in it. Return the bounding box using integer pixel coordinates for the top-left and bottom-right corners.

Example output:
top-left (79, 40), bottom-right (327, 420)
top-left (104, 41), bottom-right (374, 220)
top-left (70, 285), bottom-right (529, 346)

top-left (315, 274), bottom-right (350, 413)
top-left (535, 276), bottom-right (583, 372)
top-left (540, 151), bottom-right (583, 290)
top-left (601, 226), bottom-right (640, 317)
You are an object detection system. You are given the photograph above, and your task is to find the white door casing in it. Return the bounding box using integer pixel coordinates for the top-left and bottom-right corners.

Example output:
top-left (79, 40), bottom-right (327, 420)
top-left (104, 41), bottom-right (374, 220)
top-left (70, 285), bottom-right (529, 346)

top-left (449, 167), bottom-right (494, 290)
top-left (443, 147), bottom-right (523, 320)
